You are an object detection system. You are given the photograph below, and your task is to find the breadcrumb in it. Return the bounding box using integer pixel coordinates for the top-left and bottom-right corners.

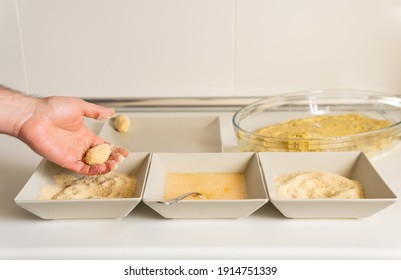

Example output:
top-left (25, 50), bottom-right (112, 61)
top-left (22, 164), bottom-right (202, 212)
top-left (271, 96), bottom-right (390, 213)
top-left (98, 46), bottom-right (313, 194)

top-left (38, 171), bottom-right (136, 200)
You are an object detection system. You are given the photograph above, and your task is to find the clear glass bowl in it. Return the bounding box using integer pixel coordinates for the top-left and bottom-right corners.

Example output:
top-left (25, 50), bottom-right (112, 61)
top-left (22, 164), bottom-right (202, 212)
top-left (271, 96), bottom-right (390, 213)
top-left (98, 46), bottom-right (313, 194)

top-left (233, 90), bottom-right (401, 156)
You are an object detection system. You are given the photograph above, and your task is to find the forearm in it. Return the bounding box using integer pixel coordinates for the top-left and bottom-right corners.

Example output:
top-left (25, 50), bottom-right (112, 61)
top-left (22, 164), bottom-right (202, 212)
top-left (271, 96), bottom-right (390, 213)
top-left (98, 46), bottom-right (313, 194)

top-left (0, 85), bottom-right (39, 138)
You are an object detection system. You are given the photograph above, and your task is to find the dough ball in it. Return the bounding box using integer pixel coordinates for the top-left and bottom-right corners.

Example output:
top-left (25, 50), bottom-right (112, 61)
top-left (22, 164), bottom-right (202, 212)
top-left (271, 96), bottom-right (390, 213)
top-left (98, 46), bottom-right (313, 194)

top-left (84, 143), bottom-right (112, 165)
top-left (113, 114), bottom-right (130, 133)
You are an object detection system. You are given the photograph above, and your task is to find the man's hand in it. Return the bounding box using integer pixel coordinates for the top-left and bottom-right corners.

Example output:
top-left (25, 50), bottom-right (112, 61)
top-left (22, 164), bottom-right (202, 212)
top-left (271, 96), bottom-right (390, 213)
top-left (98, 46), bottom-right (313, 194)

top-left (15, 95), bottom-right (128, 175)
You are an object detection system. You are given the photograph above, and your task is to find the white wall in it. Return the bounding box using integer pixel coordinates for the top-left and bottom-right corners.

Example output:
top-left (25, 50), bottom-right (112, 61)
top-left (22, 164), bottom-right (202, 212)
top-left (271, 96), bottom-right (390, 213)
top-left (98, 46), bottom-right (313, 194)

top-left (1, 0), bottom-right (401, 98)
top-left (0, 0), bottom-right (27, 92)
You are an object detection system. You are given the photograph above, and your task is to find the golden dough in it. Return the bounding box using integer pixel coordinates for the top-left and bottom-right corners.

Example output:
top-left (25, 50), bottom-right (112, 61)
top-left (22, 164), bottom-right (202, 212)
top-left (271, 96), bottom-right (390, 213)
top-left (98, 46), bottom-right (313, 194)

top-left (113, 114), bottom-right (130, 133)
top-left (84, 143), bottom-right (112, 165)
top-left (241, 113), bottom-right (394, 154)
top-left (255, 113), bottom-right (391, 139)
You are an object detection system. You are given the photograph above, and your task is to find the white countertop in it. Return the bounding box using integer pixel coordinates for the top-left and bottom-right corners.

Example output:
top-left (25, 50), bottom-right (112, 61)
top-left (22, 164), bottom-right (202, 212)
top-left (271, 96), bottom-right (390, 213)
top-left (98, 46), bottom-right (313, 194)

top-left (1, 110), bottom-right (401, 260)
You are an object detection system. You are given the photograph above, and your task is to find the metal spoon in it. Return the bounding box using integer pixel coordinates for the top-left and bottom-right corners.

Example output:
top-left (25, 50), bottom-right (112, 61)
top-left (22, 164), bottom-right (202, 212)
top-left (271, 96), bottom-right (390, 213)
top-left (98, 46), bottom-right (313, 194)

top-left (157, 192), bottom-right (206, 205)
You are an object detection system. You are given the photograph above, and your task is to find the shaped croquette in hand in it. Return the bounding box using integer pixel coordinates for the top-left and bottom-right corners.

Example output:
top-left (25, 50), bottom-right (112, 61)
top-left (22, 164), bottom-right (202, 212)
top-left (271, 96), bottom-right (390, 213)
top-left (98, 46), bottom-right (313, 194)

top-left (84, 143), bottom-right (112, 165)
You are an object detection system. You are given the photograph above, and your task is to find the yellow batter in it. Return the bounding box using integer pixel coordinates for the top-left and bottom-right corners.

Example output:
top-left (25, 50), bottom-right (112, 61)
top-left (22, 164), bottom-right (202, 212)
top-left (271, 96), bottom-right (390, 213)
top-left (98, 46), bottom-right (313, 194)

top-left (163, 172), bottom-right (248, 200)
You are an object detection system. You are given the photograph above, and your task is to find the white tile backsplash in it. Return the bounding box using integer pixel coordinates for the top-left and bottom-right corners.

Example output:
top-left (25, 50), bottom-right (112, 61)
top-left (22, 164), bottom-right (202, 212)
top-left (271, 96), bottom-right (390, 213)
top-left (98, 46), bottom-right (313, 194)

top-left (0, 0), bottom-right (27, 91)
top-left (2, 0), bottom-right (401, 98)
top-left (17, 0), bottom-right (234, 98)
top-left (235, 0), bottom-right (401, 96)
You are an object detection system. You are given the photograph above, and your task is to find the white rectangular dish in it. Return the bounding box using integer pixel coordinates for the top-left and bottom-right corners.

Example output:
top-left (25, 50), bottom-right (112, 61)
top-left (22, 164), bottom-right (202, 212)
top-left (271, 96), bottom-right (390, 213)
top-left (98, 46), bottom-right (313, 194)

top-left (143, 152), bottom-right (268, 219)
top-left (99, 116), bottom-right (222, 153)
top-left (14, 152), bottom-right (151, 219)
top-left (258, 151), bottom-right (398, 218)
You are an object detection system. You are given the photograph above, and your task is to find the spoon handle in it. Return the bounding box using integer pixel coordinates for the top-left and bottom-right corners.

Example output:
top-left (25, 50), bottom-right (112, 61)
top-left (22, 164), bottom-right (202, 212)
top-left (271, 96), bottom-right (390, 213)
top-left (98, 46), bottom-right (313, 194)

top-left (157, 192), bottom-right (203, 205)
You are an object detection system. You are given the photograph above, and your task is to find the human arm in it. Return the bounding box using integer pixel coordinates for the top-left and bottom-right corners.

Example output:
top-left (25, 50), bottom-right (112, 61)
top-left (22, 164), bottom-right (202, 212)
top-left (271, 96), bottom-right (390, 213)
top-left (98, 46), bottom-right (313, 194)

top-left (0, 85), bottom-right (128, 175)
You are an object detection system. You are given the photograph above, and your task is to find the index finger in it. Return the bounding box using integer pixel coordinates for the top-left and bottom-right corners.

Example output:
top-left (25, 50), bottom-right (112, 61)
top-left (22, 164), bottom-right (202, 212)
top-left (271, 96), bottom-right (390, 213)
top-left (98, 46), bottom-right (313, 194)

top-left (80, 100), bottom-right (115, 120)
